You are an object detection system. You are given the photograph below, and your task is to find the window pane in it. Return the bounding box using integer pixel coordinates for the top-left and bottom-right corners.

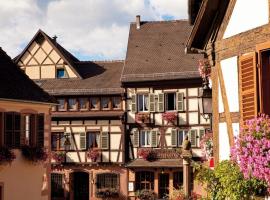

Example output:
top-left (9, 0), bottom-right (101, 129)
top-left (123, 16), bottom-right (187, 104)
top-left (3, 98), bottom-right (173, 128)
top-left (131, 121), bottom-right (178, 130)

top-left (144, 95), bottom-right (149, 111)
top-left (51, 134), bottom-right (58, 150)
top-left (51, 173), bottom-right (64, 197)
top-left (138, 95), bottom-right (144, 111)
top-left (178, 131), bottom-right (184, 146)
top-left (57, 99), bottom-right (65, 110)
top-left (87, 133), bottom-right (99, 148)
top-left (141, 131), bottom-right (145, 146)
top-left (90, 98), bottom-right (99, 109)
top-left (56, 69), bottom-right (66, 79)
top-left (112, 97), bottom-right (121, 109)
top-left (146, 131), bottom-right (150, 145)
top-left (166, 93), bottom-right (176, 111)
top-left (68, 99), bottom-right (77, 110)
top-left (101, 97), bottom-right (109, 109)
top-left (79, 98), bottom-right (88, 109)
top-left (135, 171), bottom-right (154, 191)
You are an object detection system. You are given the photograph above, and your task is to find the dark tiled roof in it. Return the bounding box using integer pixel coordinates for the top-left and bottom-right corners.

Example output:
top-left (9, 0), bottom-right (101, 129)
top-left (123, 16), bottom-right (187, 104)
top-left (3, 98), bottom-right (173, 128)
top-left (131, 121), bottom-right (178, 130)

top-left (121, 20), bottom-right (203, 83)
top-left (36, 61), bottom-right (124, 96)
top-left (0, 48), bottom-right (55, 104)
top-left (126, 159), bottom-right (183, 168)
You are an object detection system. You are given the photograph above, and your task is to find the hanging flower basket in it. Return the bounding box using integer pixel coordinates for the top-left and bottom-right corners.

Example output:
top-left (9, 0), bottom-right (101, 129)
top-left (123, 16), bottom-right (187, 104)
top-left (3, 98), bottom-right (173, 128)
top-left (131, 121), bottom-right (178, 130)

top-left (198, 59), bottom-right (211, 79)
top-left (199, 132), bottom-right (213, 161)
top-left (0, 146), bottom-right (16, 164)
top-left (21, 145), bottom-right (48, 163)
top-left (162, 112), bottom-right (177, 124)
top-left (52, 151), bottom-right (66, 164)
top-left (137, 148), bottom-right (157, 162)
top-left (87, 148), bottom-right (100, 162)
top-left (135, 113), bottom-right (150, 123)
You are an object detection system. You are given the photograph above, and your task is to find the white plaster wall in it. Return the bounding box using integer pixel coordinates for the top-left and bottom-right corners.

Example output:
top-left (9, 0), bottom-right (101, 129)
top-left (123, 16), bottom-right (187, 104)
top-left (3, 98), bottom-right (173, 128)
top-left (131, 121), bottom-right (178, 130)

top-left (218, 81), bottom-right (224, 113)
top-left (232, 123), bottom-right (240, 137)
top-left (223, 0), bottom-right (269, 38)
top-left (219, 123), bottom-right (230, 161)
top-left (220, 56), bottom-right (239, 112)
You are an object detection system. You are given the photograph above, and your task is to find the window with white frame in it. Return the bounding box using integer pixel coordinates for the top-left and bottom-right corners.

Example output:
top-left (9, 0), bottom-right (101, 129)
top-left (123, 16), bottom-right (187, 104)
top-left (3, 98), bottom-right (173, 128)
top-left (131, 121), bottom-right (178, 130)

top-left (177, 130), bottom-right (189, 146)
top-left (140, 130), bottom-right (151, 147)
top-left (138, 94), bottom-right (149, 112)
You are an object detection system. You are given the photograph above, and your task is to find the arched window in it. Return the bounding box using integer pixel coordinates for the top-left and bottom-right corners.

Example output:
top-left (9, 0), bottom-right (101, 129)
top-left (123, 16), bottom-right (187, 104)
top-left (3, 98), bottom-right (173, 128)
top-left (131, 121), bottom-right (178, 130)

top-left (135, 171), bottom-right (154, 191)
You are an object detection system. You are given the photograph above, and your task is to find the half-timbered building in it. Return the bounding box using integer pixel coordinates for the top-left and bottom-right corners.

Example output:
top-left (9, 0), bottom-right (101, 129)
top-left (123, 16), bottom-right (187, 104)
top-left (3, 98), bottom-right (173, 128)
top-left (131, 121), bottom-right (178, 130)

top-left (186, 0), bottom-right (270, 163)
top-left (15, 30), bottom-right (127, 200)
top-left (0, 47), bottom-right (55, 200)
top-left (122, 17), bottom-right (210, 199)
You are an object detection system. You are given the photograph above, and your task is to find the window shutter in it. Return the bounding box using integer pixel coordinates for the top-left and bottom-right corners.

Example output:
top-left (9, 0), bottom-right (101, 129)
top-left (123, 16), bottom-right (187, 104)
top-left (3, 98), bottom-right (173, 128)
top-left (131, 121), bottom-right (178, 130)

top-left (20, 115), bottom-right (26, 146)
top-left (36, 114), bottom-right (44, 147)
top-left (101, 132), bottom-right (109, 149)
top-left (151, 130), bottom-right (158, 147)
top-left (199, 129), bottom-right (205, 141)
top-left (131, 94), bottom-right (137, 113)
top-left (133, 129), bottom-right (139, 147)
top-left (149, 94), bottom-right (156, 112)
top-left (171, 129), bottom-right (177, 147)
top-left (158, 93), bottom-right (164, 112)
top-left (176, 92), bottom-right (184, 111)
top-left (239, 53), bottom-right (258, 125)
top-left (189, 129), bottom-right (197, 147)
top-left (80, 132), bottom-right (86, 150)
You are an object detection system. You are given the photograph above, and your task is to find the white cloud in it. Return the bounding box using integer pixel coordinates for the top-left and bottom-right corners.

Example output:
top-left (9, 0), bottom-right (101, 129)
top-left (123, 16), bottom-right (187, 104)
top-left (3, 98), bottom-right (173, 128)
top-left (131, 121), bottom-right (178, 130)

top-left (0, 0), bottom-right (188, 60)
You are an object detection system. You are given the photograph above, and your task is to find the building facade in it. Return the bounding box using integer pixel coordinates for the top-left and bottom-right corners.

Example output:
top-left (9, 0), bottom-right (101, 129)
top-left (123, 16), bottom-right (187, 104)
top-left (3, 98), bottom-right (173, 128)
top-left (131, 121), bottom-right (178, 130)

top-left (0, 48), bottom-right (55, 200)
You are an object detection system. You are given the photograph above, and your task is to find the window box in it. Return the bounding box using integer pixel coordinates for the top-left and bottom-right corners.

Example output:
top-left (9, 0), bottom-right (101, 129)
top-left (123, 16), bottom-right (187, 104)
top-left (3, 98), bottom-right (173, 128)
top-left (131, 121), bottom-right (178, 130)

top-left (21, 145), bottom-right (48, 163)
top-left (137, 148), bottom-right (157, 161)
top-left (52, 151), bottom-right (65, 164)
top-left (87, 148), bottom-right (100, 162)
top-left (135, 113), bottom-right (150, 123)
top-left (96, 188), bottom-right (119, 198)
top-left (162, 112), bottom-right (177, 124)
top-left (0, 147), bottom-right (16, 164)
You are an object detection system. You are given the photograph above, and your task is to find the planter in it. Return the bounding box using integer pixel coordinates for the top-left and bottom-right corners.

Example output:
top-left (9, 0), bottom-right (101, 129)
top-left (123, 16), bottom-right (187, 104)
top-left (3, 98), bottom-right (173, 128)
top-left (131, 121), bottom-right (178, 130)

top-left (137, 148), bottom-right (157, 162)
top-left (87, 148), bottom-right (100, 162)
top-left (21, 145), bottom-right (47, 163)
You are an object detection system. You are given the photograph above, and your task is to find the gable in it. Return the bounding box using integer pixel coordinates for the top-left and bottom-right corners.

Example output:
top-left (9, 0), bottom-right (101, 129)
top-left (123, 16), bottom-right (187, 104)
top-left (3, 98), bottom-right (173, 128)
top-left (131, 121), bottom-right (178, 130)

top-left (223, 0), bottom-right (269, 39)
top-left (17, 33), bottom-right (79, 80)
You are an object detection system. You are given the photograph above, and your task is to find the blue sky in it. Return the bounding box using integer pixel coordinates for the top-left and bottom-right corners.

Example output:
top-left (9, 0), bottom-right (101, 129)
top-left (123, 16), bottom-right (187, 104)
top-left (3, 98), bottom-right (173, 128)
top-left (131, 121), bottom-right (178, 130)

top-left (0, 0), bottom-right (188, 60)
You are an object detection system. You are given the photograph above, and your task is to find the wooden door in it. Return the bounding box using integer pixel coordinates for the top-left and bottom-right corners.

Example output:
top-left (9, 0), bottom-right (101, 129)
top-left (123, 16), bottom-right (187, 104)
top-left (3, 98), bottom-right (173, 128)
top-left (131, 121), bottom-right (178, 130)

top-left (73, 172), bottom-right (89, 200)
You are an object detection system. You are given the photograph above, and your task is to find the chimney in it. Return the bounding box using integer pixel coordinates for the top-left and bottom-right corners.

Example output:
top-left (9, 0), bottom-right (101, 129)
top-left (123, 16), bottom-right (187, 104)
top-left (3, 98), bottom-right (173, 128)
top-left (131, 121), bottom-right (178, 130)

top-left (136, 15), bottom-right (141, 30)
top-left (52, 35), bottom-right (57, 42)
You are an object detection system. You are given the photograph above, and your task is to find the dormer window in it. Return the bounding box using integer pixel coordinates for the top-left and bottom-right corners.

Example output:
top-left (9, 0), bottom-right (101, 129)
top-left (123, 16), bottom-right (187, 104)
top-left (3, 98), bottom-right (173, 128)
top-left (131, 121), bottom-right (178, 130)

top-left (56, 68), bottom-right (67, 79)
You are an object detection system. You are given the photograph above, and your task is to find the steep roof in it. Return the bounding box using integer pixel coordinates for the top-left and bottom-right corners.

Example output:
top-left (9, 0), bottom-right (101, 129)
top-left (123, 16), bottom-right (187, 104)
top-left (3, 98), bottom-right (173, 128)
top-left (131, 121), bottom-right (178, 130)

top-left (121, 20), bottom-right (202, 83)
top-left (36, 60), bottom-right (124, 96)
top-left (0, 48), bottom-right (55, 104)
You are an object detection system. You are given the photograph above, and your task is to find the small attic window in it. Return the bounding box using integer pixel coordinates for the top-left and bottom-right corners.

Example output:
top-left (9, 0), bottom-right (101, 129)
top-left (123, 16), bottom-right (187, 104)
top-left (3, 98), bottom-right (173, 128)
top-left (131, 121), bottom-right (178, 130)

top-left (56, 68), bottom-right (67, 79)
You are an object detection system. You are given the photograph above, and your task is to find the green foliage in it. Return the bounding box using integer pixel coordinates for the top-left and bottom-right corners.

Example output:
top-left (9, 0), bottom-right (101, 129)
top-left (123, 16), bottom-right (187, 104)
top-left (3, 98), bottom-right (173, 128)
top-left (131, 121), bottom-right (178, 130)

top-left (194, 160), bottom-right (267, 200)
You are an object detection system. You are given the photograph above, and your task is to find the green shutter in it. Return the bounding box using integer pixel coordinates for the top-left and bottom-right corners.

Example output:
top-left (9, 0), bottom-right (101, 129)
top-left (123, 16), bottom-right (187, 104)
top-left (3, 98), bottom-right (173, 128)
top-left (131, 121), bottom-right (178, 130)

top-left (149, 94), bottom-right (156, 112)
top-left (189, 129), bottom-right (197, 147)
top-left (133, 129), bottom-right (139, 147)
top-left (131, 94), bottom-right (137, 113)
top-left (80, 132), bottom-right (86, 150)
top-left (101, 132), bottom-right (109, 149)
top-left (151, 130), bottom-right (158, 147)
top-left (171, 129), bottom-right (177, 147)
top-left (158, 93), bottom-right (164, 112)
top-left (177, 92), bottom-right (184, 111)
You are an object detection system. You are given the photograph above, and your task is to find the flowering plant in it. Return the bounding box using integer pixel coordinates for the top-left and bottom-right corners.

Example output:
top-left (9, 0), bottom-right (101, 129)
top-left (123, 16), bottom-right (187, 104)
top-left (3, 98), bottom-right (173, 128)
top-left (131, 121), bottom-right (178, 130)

top-left (87, 148), bottom-right (100, 162)
top-left (0, 146), bottom-right (16, 164)
top-left (137, 148), bottom-right (157, 161)
top-left (21, 145), bottom-right (48, 163)
top-left (136, 189), bottom-right (155, 200)
top-left (198, 59), bottom-right (211, 79)
top-left (200, 132), bottom-right (213, 160)
top-left (162, 112), bottom-right (177, 123)
top-left (168, 187), bottom-right (201, 200)
top-left (96, 188), bottom-right (118, 198)
top-left (231, 114), bottom-right (270, 192)
top-left (135, 113), bottom-right (150, 123)
top-left (52, 151), bottom-right (65, 164)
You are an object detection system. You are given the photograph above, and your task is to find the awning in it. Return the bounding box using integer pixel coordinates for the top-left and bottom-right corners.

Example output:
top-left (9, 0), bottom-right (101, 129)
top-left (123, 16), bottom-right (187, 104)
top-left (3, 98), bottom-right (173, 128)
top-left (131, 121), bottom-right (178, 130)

top-left (126, 159), bottom-right (183, 168)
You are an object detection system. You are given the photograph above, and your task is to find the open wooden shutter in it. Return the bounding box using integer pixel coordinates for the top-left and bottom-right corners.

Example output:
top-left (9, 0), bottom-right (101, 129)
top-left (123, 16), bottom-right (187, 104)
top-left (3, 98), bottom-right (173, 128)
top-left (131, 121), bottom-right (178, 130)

top-left (151, 130), bottom-right (158, 147)
top-left (176, 92), bottom-right (184, 111)
top-left (133, 129), bottom-right (139, 147)
top-left (149, 94), bottom-right (156, 112)
top-left (80, 132), bottom-right (86, 150)
top-left (158, 93), bottom-right (164, 112)
top-left (189, 129), bottom-right (197, 147)
top-left (36, 114), bottom-right (44, 147)
top-left (100, 132), bottom-right (109, 149)
top-left (239, 53), bottom-right (258, 125)
top-left (171, 129), bottom-right (177, 147)
top-left (131, 94), bottom-right (137, 113)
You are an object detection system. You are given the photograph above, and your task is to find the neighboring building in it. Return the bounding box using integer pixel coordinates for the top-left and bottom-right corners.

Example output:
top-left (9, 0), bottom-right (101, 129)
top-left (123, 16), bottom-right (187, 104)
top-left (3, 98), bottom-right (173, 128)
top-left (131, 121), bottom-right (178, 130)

top-left (186, 0), bottom-right (270, 162)
top-left (15, 30), bottom-right (127, 200)
top-left (0, 48), bottom-right (55, 200)
top-left (121, 17), bottom-right (209, 199)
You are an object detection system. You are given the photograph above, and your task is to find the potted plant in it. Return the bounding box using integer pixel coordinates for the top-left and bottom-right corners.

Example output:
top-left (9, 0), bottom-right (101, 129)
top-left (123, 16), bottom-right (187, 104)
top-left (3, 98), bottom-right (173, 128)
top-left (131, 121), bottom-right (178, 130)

top-left (51, 151), bottom-right (66, 164)
top-left (135, 189), bottom-right (155, 200)
top-left (135, 113), bottom-right (150, 123)
top-left (0, 146), bottom-right (16, 164)
top-left (137, 148), bottom-right (157, 162)
top-left (162, 112), bottom-right (177, 124)
top-left (21, 145), bottom-right (48, 163)
top-left (87, 148), bottom-right (100, 162)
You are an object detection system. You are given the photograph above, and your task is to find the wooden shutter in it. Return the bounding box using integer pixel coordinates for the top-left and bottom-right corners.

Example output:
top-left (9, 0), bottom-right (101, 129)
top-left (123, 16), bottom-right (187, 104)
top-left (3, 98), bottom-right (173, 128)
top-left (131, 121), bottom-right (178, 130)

top-left (171, 129), bottom-right (177, 147)
top-left (158, 93), bottom-right (164, 112)
top-left (149, 94), bottom-right (156, 112)
top-left (20, 115), bottom-right (26, 146)
top-left (189, 129), bottom-right (197, 147)
top-left (176, 92), bottom-right (184, 111)
top-left (36, 114), bottom-right (44, 147)
top-left (131, 94), bottom-right (137, 113)
top-left (101, 132), bottom-right (109, 149)
top-left (133, 129), bottom-right (139, 147)
top-left (80, 132), bottom-right (86, 150)
top-left (151, 130), bottom-right (158, 147)
top-left (239, 53), bottom-right (258, 124)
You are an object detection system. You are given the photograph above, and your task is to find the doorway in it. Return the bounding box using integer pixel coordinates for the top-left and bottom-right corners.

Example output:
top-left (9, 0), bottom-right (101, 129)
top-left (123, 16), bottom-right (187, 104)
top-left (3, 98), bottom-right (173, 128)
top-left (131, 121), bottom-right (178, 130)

top-left (73, 172), bottom-right (89, 200)
top-left (158, 173), bottom-right (169, 199)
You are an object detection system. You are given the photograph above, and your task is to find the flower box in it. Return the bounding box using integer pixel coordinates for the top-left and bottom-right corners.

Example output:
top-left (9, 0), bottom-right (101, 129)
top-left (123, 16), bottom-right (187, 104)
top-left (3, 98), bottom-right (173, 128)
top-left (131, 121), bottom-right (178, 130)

top-left (52, 151), bottom-right (65, 164)
top-left (21, 145), bottom-right (48, 163)
top-left (137, 148), bottom-right (157, 162)
top-left (0, 146), bottom-right (16, 164)
top-left (135, 113), bottom-right (150, 123)
top-left (87, 148), bottom-right (100, 162)
top-left (162, 112), bottom-right (177, 124)
top-left (96, 188), bottom-right (119, 198)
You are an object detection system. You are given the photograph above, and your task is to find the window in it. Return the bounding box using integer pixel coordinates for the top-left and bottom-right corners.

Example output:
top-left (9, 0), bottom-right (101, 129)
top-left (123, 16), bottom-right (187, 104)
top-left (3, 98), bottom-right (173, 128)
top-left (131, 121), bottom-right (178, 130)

top-left (96, 173), bottom-right (119, 195)
top-left (79, 98), bottom-right (88, 110)
top-left (140, 130), bottom-right (151, 147)
top-left (178, 130), bottom-right (188, 147)
top-left (56, 68), bottom-right (67, 79)
top-left (90, 97), bottom-right (99, 110)
top-left (4, 112), bottom-right (21, 148)
top-left (22, 115), bottom-right (31, 145)
top-left (87, 132), bottom-right (100, 148)
top-left (135, 171), bottom-right (154, 191)
top-left (57, 99), bottom-right (65, 111)
top-left (101, 97), bottom-right (110, 110)
top-left (165, 93), bottom-right (176, 111)
top-left (51, 133), bottom-right (65, 151)
top-left (173, 171), bottom-right (183, 189)
top-left (138, 94), bottom-right (149, 112)
top-left (68, 98), bottom-right (77, 110)
top-left (51, 173), bottom-right (64, 198)
top-left (112, 97), bottom-right (121, 109)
